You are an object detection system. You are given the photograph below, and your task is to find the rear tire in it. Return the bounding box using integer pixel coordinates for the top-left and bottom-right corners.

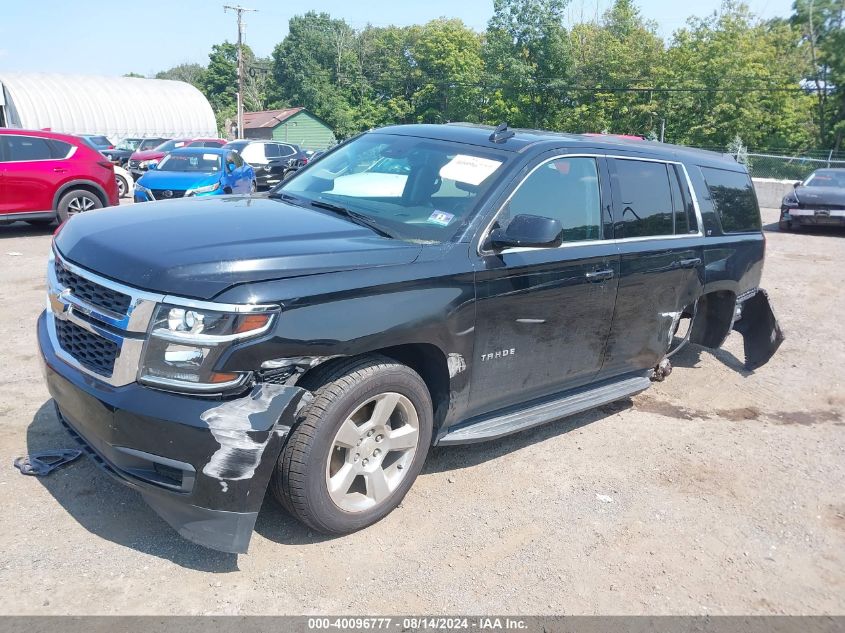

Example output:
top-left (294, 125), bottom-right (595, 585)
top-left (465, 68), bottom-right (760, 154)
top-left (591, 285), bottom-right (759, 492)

top-left (271, 355), bottom-right (433, 535)
top-left (57, 189), bottom-right (102, 222)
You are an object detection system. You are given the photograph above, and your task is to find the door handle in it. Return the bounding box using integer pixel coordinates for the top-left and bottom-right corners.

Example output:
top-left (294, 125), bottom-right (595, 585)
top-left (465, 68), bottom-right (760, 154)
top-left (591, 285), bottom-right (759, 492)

top-left (678, 257), bottom-right (702, 269)
top-left (53, 168), bottom-right (67, 173)
top-left (585, 269), bottom-right (614, 282)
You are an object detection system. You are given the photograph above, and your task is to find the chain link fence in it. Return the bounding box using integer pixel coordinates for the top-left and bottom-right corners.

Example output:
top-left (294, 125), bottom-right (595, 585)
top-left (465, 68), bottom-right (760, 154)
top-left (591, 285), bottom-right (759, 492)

top-left (694, 146), bottom-right (845, 181)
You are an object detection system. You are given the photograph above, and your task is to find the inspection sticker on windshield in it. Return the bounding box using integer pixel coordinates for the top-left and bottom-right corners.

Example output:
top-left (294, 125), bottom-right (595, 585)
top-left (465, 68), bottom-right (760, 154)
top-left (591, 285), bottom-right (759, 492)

top-left (427, 210), bottom-right (455, 226)
top-left (439, 155), bottom-right (501, 185)
top-left (203, 153), bottom-right (218, 161)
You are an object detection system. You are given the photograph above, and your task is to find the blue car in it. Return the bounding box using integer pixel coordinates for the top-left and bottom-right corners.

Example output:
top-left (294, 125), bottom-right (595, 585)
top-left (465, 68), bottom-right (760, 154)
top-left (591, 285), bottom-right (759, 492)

top-left (134, 147), bottom-right (256, 202)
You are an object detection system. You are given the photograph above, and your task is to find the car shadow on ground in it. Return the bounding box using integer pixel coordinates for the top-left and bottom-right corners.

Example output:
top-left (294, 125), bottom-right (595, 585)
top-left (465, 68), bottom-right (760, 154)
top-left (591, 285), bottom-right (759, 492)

top-left (670, 342), bottom-right (751, 376)
top-left (0, 221), bottom-right (56, 238)
top-left (28, 393), bottom-right (633, 562)
top-left (26, 400), bottom-right (243, 571)
top-left (423, 398), bottom-right (633, 474)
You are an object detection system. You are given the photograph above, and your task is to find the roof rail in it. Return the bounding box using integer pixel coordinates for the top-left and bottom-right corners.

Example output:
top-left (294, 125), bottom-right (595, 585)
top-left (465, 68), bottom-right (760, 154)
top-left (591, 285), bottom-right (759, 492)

top-left (489, 122), bottom-right (515, 144)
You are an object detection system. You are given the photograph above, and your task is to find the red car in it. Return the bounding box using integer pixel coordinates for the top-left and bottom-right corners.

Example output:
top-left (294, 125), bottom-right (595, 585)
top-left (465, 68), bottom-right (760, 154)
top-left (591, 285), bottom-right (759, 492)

top-left (0, 129), bottom-right (119, 226)
top-left (128, 138), bottom-right (227, 180)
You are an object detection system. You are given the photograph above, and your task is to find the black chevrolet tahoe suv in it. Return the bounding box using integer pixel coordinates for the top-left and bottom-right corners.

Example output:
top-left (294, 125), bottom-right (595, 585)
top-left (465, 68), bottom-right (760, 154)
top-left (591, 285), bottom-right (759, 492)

top-left (38, 124), bottom-right (783, 553)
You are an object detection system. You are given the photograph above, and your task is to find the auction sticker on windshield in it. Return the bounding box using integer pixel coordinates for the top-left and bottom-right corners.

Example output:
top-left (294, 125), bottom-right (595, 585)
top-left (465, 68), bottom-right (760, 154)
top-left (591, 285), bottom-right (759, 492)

top-left (439, 154), bottom-right (502, 186)
top-left (427, 210), bottom-right (455, 226)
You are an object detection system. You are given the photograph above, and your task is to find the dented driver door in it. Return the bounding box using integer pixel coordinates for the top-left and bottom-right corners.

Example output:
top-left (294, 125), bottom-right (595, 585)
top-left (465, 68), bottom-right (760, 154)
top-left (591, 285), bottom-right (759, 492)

top-left (468, 154), bottom-right (619, 418)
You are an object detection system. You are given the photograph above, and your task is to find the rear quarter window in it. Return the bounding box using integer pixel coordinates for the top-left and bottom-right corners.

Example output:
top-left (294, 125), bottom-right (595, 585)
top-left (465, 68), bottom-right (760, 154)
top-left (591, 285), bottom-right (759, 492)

top-left (700, 166), bottom-right (761, 233)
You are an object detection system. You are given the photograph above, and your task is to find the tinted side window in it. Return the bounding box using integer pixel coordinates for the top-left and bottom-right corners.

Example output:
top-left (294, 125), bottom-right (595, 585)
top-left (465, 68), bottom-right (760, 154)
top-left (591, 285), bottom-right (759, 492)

top-left (700, 166), bottom-right (761, 233)
top-left (277, 144), bottom-right (296, 157)
top-left (265, 143), bottom-right (280, 158)
top-left (6, 135), bottom-right (54, 161)
top-left (613, 159), bottom-right (674, 238)
top-left (503, 156), bottom-right (602, 242)
top-left (49, 140), bottom-right (73, 159)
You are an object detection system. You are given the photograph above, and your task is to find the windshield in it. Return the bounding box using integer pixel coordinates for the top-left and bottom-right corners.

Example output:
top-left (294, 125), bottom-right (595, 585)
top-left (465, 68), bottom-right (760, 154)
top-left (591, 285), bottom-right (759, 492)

top-left (157, 153), bottom-right (222, 173)
top-left (116, 139), bottom-right (141, 151)
top-left (805, 170), bottom-right (845, 188)
top-left (276, 133), bottom-right (508, 242)
top-left (154, 139), bottom-right (188, 152)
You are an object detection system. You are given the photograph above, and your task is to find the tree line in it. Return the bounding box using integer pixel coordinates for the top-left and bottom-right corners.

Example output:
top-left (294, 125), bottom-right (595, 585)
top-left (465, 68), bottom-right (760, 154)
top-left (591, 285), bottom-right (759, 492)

top-left (144, 0), bottom-right (844, 152)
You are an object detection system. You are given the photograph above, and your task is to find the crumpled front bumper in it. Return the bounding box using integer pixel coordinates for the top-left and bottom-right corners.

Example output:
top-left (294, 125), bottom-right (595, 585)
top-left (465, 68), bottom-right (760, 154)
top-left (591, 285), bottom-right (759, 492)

top-left (37, 311), bottom-right (307, 553)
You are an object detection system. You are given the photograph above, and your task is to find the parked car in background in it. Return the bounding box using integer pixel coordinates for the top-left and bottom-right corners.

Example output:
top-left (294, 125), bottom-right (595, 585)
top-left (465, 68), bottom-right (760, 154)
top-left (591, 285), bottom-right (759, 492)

top-left (780, 168), bottom-right (845, 230)
top-left (223, 139), bottom-right (300, 189)
top-left (114, 164), bottom-right (134, 199)
top-left (128, 138), bottom-right (227, 180)
top-left (103, 138), bottom-right (167, 167)
top-left (78, 134), bottom-right (114, 151)
top-left (282, 147), bottom-right (327, 180)
top-left (0, 129), bottom-right (119, 225)
top-left (134, 146), bottom-right (256, 202)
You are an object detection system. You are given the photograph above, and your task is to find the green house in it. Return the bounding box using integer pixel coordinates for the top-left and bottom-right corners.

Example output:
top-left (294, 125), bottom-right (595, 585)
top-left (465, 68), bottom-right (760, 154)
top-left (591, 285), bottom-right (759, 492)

top-left (243, 108), bottom-right (336, 149)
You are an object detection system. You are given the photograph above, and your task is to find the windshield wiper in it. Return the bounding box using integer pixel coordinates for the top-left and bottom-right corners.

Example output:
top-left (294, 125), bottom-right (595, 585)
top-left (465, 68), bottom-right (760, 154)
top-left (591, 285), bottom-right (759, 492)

top-left (268, 191), bottom-right (303, 204)
top-left (308, 200), bottom-right (396, 239)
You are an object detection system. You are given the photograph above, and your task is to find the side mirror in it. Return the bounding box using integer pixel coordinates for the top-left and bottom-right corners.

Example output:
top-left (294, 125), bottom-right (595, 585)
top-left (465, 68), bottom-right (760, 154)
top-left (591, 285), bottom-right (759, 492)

top-left (487, 214), bottom-right (563, 250)
top-left (227, 162), bottom-right (236, 172)
top-left (793, 181), bottom-right (802, 188)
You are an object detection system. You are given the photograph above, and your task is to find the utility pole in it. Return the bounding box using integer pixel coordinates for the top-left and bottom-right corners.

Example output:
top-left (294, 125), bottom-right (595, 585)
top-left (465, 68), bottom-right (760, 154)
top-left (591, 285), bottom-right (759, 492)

top-left (223, 4), bottom-right (257, 139)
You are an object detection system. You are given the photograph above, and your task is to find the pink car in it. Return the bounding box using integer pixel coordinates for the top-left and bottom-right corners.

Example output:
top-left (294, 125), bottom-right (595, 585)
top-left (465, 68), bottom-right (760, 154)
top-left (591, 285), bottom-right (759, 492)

top-left (0, 128), bottom-right (119, 225)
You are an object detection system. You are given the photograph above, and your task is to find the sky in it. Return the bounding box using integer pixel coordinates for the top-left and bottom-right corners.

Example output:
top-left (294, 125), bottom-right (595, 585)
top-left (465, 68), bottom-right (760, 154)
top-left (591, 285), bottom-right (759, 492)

top-left (0, 0), bottom-right (796, 77)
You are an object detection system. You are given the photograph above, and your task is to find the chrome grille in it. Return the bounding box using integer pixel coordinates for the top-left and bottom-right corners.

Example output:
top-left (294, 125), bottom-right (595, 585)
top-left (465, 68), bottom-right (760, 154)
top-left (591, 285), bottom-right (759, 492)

top-left (55, 319), bottom-right (119, 377)
top-left (128, 159), bottom-right (140, 169)
top-left (54, 259), bottom-right (132, 315)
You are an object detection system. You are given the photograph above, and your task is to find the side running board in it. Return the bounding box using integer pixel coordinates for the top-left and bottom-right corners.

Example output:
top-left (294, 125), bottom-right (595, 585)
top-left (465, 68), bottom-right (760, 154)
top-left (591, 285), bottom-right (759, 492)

top-left (438, 375), bottom-right (651, 446)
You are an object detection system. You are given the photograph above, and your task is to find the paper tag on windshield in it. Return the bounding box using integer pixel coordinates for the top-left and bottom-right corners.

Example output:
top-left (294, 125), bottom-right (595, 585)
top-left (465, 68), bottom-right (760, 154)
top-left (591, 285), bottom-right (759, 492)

top-left (439, 155), bottom-right (501, 186)
top-left (427, 210), bottom-right (455, 226)
top-left (203, 153), bottom-right (218, 161)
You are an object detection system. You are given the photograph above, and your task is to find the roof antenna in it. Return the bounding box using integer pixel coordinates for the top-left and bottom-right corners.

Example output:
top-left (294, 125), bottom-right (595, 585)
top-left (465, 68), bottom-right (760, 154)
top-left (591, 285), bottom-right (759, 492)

top-left (489, 122), bottom-right (515, 144)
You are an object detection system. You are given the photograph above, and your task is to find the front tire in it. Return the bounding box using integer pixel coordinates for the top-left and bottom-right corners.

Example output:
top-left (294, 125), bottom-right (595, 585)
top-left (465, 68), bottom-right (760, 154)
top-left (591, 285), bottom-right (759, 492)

top-left (272, 355), bottom-right (433, 535)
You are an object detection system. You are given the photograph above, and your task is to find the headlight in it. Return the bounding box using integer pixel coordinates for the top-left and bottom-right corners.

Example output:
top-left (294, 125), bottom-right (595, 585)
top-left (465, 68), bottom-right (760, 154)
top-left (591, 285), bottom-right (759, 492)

top-left (782, 194), bottom-right (799, 207)
top-left (185, 182), bottom-right (221, 196)
top-left (139, 303), bottom-right (278, 393)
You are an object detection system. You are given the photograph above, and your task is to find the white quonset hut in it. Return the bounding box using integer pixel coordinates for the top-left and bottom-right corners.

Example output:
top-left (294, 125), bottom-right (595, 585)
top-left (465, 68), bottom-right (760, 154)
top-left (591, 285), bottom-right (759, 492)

top-left (0, 72), bottom-right (217, 139)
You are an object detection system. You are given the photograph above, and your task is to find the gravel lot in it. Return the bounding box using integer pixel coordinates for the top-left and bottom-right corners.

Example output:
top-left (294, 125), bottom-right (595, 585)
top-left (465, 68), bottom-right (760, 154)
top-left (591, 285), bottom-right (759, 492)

top-left (0, 207), bottom-right (842, 615)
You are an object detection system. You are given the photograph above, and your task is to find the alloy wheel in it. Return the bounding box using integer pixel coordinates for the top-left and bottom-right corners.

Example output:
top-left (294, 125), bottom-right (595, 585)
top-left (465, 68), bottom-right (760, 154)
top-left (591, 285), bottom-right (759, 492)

top-left (67, 195), bottom-right (96, 215)
top-left (325, 392), bottom-right (420, 512)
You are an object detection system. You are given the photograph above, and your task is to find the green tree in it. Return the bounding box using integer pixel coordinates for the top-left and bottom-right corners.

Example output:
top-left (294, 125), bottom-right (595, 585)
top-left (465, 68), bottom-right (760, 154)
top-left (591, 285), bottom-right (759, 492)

top-left (483, 0), bottom-right (572, 128)
top-left (791, 0), bottom-right (845, 149)
top-left (155, 63), bottom-right (206, 88)
top-left (410, 19), bottom-right (484, 123)
top-left (658, 1), bottom-right (815, 149)
top-left (270, 12), bottom-right (362, 138)
top-left (566, 0), bottom-right (666, 135)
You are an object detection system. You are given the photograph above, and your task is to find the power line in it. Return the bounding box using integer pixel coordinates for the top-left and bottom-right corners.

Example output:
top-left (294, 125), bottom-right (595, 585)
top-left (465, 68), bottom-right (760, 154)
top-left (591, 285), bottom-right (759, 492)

top-left (224, 4), bottom-right (258, 139)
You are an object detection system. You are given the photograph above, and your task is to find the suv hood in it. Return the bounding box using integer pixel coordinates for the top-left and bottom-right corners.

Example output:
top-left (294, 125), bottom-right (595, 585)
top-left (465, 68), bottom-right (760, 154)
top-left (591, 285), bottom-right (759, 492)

top-left (795, 186), bottom-right (845, 206)
top-left (55, 196), bottom-right (423, 300)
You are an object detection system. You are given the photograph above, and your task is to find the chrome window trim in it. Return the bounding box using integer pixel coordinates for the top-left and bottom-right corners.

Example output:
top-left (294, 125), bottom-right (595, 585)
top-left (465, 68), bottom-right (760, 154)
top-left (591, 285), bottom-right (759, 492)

top-left (47, 247), bottom-right (279, 388)
top-left (0, 133), bottom-right (76, 162)
top-left (476, 152), bottom-right (705, 256)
